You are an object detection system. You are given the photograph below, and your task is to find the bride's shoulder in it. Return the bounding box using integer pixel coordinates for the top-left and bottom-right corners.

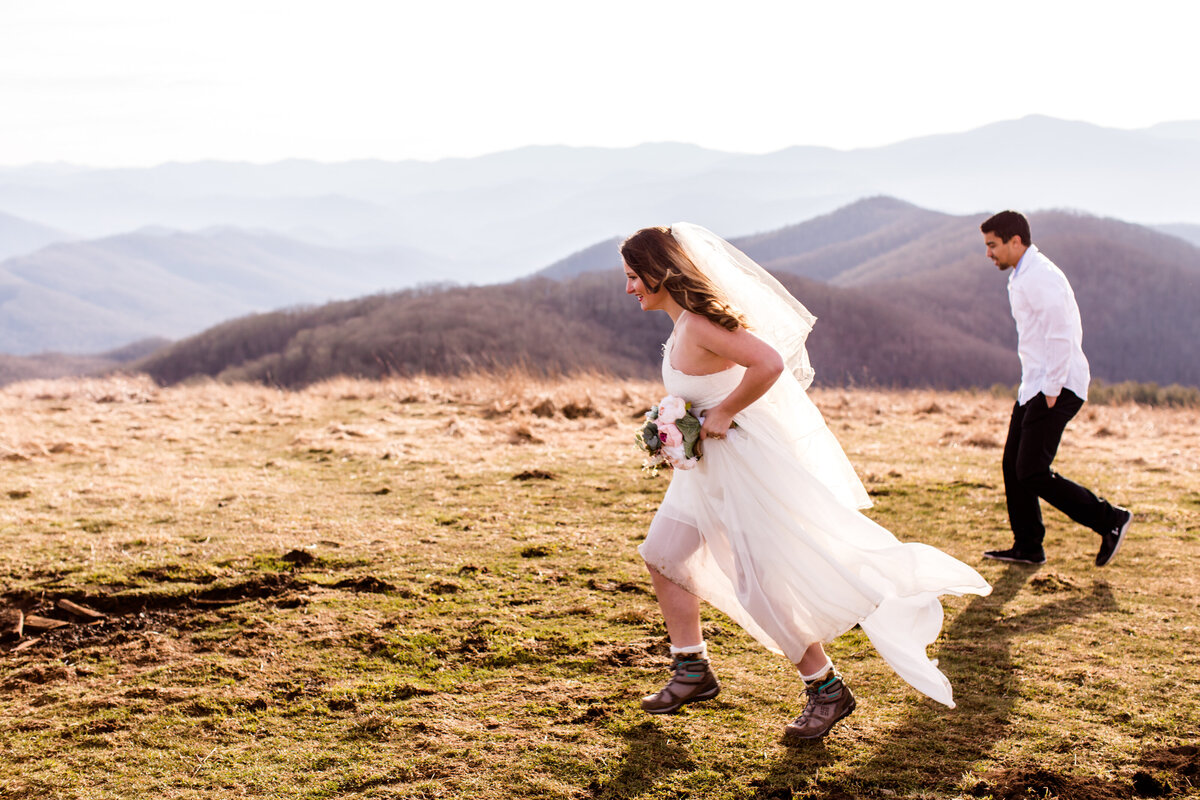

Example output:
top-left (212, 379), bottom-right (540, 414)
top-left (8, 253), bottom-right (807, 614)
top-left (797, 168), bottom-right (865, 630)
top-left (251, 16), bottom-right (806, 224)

top-left (677, 310), bottom-right (738, 347)
top-left (676, 310), bottom-right (724, 337)
top-left (678, 311), bottom-right (781, 371)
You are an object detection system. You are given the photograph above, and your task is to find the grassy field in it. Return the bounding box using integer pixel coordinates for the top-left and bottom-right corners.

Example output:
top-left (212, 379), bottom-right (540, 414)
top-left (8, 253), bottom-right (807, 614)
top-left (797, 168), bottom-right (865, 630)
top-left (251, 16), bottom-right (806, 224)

top-left (1, 374), bottom-right (1197, 800)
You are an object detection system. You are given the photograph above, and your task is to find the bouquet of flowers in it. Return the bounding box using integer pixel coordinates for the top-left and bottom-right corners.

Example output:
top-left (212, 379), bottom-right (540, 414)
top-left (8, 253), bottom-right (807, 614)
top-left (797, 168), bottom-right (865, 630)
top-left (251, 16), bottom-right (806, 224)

top-left (636, 395), bottom-right (703, 473)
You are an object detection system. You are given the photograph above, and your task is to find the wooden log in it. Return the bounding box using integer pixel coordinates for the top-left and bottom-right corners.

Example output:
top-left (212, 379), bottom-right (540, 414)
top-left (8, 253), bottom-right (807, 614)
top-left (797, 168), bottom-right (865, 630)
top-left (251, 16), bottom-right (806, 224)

top-left (57, 598), bottom-right (107, 620)
top-left (11, 637), bottom-right (41, 652)
top-left (23, 615), bottom-right (70, 631)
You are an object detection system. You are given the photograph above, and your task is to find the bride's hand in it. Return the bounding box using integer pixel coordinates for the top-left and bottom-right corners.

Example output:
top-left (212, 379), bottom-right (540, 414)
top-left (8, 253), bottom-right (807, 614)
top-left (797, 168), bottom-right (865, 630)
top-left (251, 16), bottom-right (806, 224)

top-left (700, 408), bottom-right (734, 441)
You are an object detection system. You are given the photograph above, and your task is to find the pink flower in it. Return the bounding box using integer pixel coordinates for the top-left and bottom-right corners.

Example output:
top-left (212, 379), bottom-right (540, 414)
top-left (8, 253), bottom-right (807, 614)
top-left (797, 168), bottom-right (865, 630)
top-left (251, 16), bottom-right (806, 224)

top-left (658, 422), bottom-right (683, 448)
top-left (657, 395), bottom-right (686, 425)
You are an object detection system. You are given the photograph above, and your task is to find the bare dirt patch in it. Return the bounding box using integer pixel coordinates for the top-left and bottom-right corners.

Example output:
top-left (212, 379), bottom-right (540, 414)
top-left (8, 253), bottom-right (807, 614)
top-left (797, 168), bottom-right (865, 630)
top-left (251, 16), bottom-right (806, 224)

top-left (969, 746), bottom-right (1200, 800)
top-left (972, 769), bottom-right (1132, 800)
top-left (1, 572), bottom-right (312, 658)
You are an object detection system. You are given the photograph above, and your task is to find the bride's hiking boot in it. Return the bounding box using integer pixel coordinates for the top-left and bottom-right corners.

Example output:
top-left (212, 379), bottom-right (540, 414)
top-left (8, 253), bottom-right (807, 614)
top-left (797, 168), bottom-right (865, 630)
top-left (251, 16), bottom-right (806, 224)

top-left (783, 671), bottom-right (856, 741)
top-left (641, 654), bottom-right (720, 714)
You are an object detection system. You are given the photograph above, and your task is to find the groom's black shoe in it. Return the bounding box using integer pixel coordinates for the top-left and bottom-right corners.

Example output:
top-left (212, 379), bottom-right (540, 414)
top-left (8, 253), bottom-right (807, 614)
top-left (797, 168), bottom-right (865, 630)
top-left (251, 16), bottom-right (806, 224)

top-left (983, 546), bottom-right (1046, 565)
top-left (1096, 507), bottom-right (1132, 567)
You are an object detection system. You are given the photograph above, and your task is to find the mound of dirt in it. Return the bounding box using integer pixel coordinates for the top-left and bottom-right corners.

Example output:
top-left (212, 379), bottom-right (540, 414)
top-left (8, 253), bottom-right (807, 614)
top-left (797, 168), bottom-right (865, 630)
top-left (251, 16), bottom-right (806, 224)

top-left (976, 771), bottom-right (1106, 799)
top-left (1, 573), bottom-right (311, 656)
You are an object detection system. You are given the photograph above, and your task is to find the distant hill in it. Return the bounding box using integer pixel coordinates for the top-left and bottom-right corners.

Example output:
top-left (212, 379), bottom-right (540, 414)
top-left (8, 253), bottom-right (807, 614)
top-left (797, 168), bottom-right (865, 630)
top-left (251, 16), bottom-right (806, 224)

top-left (531, 197), bottom-right (960, 282)
top-left (3, 116), bottom-right (1198, 285)
top-left (1146, 121), bottom-right (1200, 141)
top-left (1157, 223), bottom-right (1200, 247)
top-left (820, 209), bottom-right (1200, 386)
top-left (0, 227), bottom-right (447, 355)
top-left (0, 210), bottom-right (72, 260)
top-left (133, 199), bottom-right (1200, 390)
top-left (535, 237), bottom-right (623, 280)
top-left (737, 201), bottom-right (1200, 387)
top-left (133, 270), bottom-right (1016, 390)
top-left (0, 338), bottom-right (167, 387)
top-left (134, 278), bottom-right (665, 386)
top-left (735, 198), bottom-right (962, 282)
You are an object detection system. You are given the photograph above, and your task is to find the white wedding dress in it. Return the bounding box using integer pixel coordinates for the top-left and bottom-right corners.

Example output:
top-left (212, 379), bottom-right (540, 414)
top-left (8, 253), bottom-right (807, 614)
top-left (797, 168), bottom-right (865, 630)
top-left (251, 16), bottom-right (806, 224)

top-left (639, 332), bottom-right (992, 707)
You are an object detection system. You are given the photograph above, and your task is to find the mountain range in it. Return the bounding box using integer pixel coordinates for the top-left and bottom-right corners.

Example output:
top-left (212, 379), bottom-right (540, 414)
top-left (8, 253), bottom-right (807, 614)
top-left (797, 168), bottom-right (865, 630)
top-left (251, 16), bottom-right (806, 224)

top-left (2, 115), bottom-right (1198, 289)
top-left (0, 227), bottom-right (443, 354)
top-left (2, 114), bottom-right (1198, 380)
top-left (0, 211), bottom-right (72, 261)
top-left (542, 198), bottom-right (1200, 386)
top-left (125, 198), bottom-right (1200, 391)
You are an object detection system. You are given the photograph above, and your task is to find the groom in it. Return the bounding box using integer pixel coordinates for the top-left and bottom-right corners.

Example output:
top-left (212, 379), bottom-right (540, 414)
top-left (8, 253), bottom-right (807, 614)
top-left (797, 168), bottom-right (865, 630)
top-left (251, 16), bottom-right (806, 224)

top-left (980, 210), bottom-right (1132, 567)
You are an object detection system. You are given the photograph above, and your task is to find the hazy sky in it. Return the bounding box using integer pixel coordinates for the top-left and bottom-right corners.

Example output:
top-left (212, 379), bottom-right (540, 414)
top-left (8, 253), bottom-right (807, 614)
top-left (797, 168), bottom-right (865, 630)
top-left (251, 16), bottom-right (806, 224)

top-left (3, 0), bottom-right (1197, 167)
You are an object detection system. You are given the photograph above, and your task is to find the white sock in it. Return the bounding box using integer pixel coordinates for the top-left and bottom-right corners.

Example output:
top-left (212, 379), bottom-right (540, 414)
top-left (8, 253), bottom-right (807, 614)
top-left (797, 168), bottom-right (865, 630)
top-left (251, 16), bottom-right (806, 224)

top-left (799, 656), bottom-right (835, 682)
top-left (670, 641), bottom-right (708, 659)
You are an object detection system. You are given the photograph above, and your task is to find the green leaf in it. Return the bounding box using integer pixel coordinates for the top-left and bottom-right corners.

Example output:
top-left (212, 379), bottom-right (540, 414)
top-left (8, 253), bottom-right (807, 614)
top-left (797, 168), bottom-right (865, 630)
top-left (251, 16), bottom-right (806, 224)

top-left (675, 413), bottom-right (702, 460)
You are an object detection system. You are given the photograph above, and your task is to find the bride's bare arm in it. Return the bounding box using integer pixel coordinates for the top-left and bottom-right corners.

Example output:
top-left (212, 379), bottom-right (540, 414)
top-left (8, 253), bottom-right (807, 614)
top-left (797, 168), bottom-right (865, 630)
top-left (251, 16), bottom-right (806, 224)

top-left (677, 314), bottom-right (784, 439)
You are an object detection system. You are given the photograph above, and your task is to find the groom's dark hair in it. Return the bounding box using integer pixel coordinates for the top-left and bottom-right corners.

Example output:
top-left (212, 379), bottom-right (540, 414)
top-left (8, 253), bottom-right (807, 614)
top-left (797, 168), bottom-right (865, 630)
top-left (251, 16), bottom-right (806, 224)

top-left (981, 210), bottom-right (1031, 246)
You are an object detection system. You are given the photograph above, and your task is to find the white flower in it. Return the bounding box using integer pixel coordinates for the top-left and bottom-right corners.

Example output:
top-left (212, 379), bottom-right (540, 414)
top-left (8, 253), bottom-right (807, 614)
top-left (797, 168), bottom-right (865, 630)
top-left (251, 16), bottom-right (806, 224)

top-left (659, 443), bottom-right (697, 470)
top-left (661, 443), bottom-right (685, 464)
top-left (657, 395), bottom-right (687, 425)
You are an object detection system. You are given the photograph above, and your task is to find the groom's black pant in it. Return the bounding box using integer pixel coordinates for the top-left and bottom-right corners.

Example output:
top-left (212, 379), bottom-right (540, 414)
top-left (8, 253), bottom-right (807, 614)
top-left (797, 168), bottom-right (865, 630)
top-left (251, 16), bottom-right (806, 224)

top-left (1003, 389), bottom-right (1118, 552)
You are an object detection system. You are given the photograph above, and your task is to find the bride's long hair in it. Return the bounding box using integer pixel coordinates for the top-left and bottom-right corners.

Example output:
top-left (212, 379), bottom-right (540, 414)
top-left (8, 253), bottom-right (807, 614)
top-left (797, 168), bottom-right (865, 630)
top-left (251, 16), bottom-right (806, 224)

top-left (620, 226), bottom-right (747, 331)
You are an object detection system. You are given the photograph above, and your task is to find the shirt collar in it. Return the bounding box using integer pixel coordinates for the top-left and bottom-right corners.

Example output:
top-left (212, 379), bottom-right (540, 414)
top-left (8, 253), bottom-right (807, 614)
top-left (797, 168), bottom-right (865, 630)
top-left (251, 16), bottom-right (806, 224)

top-left (1012, 243), bottom-right (1039, 277)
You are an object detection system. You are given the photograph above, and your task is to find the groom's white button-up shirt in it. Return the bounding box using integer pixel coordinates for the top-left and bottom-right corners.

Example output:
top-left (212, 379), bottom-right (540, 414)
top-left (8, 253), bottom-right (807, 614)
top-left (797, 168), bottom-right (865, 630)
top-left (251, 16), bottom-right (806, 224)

top-left (1007, 244), bottom-right (1091, 406)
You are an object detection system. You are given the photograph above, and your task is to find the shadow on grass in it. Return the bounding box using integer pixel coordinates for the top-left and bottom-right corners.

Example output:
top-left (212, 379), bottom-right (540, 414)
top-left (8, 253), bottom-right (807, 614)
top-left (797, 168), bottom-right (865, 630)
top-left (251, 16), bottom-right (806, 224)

top-left (589, 718), bottom-right (696, 799)
top-left (754, 565), bottom-right (1119, 798)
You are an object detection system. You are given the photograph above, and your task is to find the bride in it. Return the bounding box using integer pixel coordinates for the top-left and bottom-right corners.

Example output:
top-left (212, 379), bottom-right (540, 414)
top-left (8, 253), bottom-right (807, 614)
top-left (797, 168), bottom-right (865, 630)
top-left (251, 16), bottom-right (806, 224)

top-left (620, 223), bottom-right (991, 741)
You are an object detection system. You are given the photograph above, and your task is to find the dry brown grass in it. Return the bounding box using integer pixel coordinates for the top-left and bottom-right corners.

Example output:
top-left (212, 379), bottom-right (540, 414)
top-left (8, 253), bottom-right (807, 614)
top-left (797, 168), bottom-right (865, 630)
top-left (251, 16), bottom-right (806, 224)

top-left (1, 374), bottom-right (1198, 800)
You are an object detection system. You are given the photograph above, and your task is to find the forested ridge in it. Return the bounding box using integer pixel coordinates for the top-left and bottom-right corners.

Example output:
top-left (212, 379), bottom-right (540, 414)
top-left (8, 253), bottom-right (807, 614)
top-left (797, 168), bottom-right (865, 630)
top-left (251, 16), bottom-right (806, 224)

top-left (127, 199), bottom-right (1200, 390)
top-left (134, 272), bottom-right (1017, 389)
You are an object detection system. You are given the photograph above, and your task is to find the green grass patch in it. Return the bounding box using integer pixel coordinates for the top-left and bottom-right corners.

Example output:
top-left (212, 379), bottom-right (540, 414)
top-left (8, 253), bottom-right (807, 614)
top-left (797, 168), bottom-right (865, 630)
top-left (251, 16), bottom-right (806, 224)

top-left (1, 381), bottom-right (1197, 799)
